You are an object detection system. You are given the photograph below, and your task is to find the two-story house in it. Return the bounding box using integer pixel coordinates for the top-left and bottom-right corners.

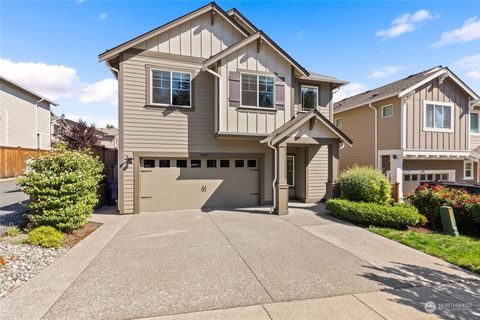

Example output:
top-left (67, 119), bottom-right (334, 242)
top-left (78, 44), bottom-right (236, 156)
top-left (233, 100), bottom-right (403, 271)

top-left (334, 66), bottom-right (480, 198)
top-left (99, 2), bottom-right (352, 215)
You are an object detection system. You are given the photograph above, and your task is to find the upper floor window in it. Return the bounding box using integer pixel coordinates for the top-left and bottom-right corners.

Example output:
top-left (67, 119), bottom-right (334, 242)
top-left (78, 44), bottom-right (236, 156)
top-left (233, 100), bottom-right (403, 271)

top-left (464, 160), bottom-right (474, 180)
top-left (241, 73), bottom-right (274, 108)
top-left (423, 101), bottom-right (453, 132)
top-left (151, 69), bottom-right (191, 107)
top-left (335, 118), bottom-right (343, 128)
top-left (471, 112), bottom-right (479, 134)
top-left (381, 104), bottom-right (393, 118)
top-left (301, 86), bottom-right (318, 111)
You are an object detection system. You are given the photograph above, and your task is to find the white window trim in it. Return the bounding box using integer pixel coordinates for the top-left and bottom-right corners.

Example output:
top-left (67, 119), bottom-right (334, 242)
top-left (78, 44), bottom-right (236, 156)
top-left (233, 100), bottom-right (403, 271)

top-left (470, 111), bottom-right (480, 136)
top-left (422, 100), bottom-right (454, 133)
top-left (149, 68), bottom-right (192, 108)
top-left (335, 117), bottom-right (343, 128)
top-left (464, 160), bottom-right (474, 180)
top-left (240, 72), bottom-right (275, 109)
top-left (300, 85), bottom-right (318, 111)
top-left (381, 104), bottom-right (393, 118)
top-left (287, 155), bottom-right (295, 187)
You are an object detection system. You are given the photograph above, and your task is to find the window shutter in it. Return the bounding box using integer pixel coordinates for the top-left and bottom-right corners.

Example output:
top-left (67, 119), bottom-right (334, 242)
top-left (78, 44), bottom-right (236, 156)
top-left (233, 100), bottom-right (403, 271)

top-left (228, 71), bottom-right (241, 107)
top-left (275, 75), bottom-right (285, 110)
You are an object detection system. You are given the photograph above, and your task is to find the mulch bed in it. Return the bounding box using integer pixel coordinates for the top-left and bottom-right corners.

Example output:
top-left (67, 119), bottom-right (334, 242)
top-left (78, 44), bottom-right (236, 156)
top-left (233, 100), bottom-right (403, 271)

top-left (62, 222), bottom-right (102, 249)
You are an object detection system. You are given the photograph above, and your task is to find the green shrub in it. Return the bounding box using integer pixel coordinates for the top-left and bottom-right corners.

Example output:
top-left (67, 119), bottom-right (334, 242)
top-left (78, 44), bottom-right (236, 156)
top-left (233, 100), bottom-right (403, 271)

top-left (417, 214), bottom-right (428, 227)
top-left (326, 199), bottom-right (419, 229)
top-left (339, 166), bottom-right (391, 204)
top-left (27, 226), bottom-right (63, 248)
top-left (4, 226), bottom-right (21, 237)
top-left (18, 143), bottom-right (103, 232)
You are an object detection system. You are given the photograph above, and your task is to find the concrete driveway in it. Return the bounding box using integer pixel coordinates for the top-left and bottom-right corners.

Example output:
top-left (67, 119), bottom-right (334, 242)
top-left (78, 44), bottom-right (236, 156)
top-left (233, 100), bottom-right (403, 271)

top-left (0, 179), bottom-right (29, 231)
top-left (2, 204), bottom-right (479, 319)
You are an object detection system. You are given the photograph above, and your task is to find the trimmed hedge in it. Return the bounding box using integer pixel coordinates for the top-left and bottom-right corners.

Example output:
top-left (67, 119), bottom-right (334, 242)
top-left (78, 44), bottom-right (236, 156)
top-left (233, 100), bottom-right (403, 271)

top-left (326, 199), bottom-right (419, 229)
top-left (339, 166), bottom-right (391, 204)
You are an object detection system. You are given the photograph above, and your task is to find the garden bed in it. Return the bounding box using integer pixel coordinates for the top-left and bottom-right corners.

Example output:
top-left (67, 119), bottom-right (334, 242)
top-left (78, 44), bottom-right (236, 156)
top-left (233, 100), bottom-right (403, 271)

top-left (369, 227), bottom-right (480, 274)
top-left (0, 221), bottom-right (101, 298)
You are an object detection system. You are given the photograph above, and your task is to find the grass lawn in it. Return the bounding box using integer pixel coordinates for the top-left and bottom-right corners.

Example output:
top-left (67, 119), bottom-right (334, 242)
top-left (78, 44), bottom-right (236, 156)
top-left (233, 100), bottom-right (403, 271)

top-left (369, 227), bottom-right (480, 274)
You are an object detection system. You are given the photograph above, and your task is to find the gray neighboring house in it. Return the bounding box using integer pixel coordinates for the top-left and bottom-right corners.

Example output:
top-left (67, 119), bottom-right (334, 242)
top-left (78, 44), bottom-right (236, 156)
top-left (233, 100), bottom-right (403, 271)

top-left (0, 75), bottom-right (58, 150)
top-left (97, 127), bottom-right (118, 149)
top-left (99, 2), bottom-right (352, 215)
top-left (334, 66), bottom-right (480, 197)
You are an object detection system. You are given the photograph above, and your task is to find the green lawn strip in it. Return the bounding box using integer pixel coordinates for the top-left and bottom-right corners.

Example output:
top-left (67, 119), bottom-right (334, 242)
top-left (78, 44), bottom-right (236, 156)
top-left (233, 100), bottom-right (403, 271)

top-left (369, 227), bottom-right (480, 274)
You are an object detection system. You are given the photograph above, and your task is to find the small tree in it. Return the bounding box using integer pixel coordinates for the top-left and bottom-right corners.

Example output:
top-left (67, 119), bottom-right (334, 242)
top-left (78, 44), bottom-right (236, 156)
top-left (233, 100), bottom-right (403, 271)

top-left (18, 144), bottom-right (104, 231)
top-left (106, 124), bottom-right (115, 129)
top-left (60, 119), bottom-right (101, 150)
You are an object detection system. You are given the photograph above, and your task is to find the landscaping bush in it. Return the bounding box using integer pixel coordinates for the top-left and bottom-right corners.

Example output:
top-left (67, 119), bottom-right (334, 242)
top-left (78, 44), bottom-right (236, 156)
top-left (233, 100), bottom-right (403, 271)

top-left (407, 183), bottom-right (480, 233)
top-left (339, 166), bottom-right (391, 204)
top-left (326, 199), bottom-right (419, 229)
top-left (18, 144), bottom-right (103, 232)
top-left (27, 226), bottom-right (63, 248)
top-left (5, 226), bottom-right (21, 237)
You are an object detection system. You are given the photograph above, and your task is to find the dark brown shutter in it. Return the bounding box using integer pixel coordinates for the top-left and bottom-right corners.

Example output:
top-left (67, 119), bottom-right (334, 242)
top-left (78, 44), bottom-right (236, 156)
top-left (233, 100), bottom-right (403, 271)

top-left (228, 71), bottom-right (241, 107)
top-left (275, 75), bottom-right (285, 110)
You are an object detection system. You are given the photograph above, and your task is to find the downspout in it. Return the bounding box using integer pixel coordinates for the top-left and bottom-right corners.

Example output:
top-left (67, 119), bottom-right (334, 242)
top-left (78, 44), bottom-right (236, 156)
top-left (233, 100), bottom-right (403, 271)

top-left (35, 98), bottom-right (46, 149)
top-left (267, 140), bottom-right (277, 214)
top-left (368, 102), bottom-right (378, 169)
top-left (202, 66), bottom-right (221, 133)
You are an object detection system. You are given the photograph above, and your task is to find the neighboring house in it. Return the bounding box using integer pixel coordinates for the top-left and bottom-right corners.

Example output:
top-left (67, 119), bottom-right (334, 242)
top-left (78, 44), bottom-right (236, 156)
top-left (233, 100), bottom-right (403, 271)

top-left (0, 75), bottom-right (57, 150)
top-left (99, 2), bottom-right (352, 214)
top-left (334, 66), bottom-right (480, 197)
top-left (97, 127), bottom-right (119, 149)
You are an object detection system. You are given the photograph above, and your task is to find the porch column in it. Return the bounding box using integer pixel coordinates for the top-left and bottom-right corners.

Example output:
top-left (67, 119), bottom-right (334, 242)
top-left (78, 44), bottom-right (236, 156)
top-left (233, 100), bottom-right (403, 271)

top-left (326, 142), bottom-right (340, 199)
top-left (390, 154), bottom-right (404, 202)
top-left (275, 143), bottom-right (289, 215)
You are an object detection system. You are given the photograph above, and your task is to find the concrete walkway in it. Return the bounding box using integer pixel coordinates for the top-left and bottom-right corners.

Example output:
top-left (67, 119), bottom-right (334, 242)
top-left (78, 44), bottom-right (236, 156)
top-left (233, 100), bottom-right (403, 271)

top-left (1, 204), bottom-right (479, 319)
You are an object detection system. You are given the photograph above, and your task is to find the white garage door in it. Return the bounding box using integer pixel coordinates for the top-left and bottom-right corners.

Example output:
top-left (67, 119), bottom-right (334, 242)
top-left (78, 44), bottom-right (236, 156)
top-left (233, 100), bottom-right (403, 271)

top-left (139, 158), bottom-right (260, 212)
top-left (403, 170), bottom-right (454, 194)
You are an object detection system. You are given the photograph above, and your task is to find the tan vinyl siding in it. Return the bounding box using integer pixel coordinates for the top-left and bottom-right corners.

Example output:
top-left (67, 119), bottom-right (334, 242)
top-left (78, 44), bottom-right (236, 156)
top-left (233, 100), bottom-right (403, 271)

top-left (375, 96), bottom-right (401, 150)
top-left (220, 41), bottom-right (292, 134)
top-left (334, 105), bottom-right (375, 170)
top-left (306, 145), bottom-right (328, 201)
top-left (133, 12), bottom-right (243, 58)
top-left (403, 159), bottom-right (477, 183)
top-left (0, 81), bottom-right (51, 149)
top-left (120, 52), bottom-right (273, 213)
top-left (405, 77), bottom-right (470, 151)
top-left (471, 106), bottom-right (480, 152)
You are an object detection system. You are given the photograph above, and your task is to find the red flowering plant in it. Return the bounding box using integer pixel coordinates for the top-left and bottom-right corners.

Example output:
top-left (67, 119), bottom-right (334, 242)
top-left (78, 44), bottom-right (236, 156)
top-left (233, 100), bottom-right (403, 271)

top-left (407, 183), bottom-right (480, 233)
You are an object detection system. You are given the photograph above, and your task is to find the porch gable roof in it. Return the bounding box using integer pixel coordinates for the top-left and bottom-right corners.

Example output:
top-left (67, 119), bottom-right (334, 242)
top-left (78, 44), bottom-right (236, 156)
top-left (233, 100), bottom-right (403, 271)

top-left (260, 109), bottom-right (353, 146)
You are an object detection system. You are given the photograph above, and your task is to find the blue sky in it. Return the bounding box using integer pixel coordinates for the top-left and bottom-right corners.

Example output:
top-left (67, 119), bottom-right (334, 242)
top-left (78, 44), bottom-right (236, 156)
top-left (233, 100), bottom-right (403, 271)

top-left (1, 0), bottom-right (479, 127)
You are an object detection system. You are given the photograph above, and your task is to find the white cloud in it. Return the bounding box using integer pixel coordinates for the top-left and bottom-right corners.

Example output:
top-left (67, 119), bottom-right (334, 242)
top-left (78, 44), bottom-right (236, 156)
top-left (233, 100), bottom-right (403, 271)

top-left (79, 79), bottom-right (117, 106)
top-left (66, 114), bottom-right (117, 128)
top-left (295, 29), bottom-right (306, 40)
top-left (333, 83), bottom-right (367, 103)
top-left (433, 17), bottom-right (480, 47)
top-left (369, 66), bottom-right (401, 78)
top-left (0, 58), bottom-right (79, 100)
top-left (99, 13), bottom-right (107, 20)
top-left (376, 9), bottom-right (438, 39)
top-left (453, 54), bottom-right (480, 80)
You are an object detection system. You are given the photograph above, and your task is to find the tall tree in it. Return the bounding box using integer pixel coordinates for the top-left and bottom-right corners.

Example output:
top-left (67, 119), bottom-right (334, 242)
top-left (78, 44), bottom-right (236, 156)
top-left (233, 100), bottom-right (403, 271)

top-left (60, 119), bottom-right (101, 150)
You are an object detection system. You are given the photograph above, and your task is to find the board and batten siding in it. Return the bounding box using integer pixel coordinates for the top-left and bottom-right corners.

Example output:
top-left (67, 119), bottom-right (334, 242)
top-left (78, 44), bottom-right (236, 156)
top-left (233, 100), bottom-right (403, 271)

top-left (0, 80), bottom-right (51, 150)
top-left (219, 40), bottom-right (292, 134)
top-left (375, 96), bottom-right (401, 150)
top-left (293, 80), bottom-right (333, 120)
top-left (133, 12), bottom-right (243, 59)
top-left (405, 77), bottom-right (470, 151)
top-left (120, 52), bottom-right (273, 213)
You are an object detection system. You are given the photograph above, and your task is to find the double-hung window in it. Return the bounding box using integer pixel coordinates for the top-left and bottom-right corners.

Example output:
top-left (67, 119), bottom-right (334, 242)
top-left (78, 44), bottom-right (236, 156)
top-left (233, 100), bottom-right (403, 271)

top-left (241, 73), bottom-right (275, 108)
top-left (464, 161), bottom-right (474, 180)
top-left (151, 69), bottom-right (191, 107)
top-left (381, 104), bottom-right (393, 118)
top-left (423, 101), bottom-right (453, 132)
top-left (301, 86), bottom-right (318, 111)
top-left (471, 112), bottom-right (480, 134)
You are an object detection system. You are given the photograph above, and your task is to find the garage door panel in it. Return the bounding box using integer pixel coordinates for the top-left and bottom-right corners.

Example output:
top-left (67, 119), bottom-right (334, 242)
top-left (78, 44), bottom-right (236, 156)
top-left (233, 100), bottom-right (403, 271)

top-left (140, 158), bottom-right (259, 212)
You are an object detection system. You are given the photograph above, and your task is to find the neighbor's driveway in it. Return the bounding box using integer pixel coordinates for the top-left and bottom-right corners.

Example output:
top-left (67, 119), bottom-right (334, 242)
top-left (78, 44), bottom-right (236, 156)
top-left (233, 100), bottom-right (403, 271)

top-left (2, 204), bottom-right (480, 320)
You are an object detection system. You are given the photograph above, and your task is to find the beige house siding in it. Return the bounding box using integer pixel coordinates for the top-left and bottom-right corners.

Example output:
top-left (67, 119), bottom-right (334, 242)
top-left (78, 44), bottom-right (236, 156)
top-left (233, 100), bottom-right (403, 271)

top-left (403, 159), bottom-right (476, 182)
top-left (306, 145), bottom-right (329, 201)
top-left (219, 40), bottom-right (292, 134)
top-left (133, 12), bottom-right (243, 59)
top-left (0, 80), bottom-right (51, 149)
top-left (292, 80), bottom-right (332, 120)
top-left (470, 106), bottom-right (480, 152)
top-left (405, 77), bottom-right (470, 151)
top-left (375, 96), bottom-right (401, 150)
top-left (334, 105), bottom-right (375, 171)
top-left (120, 52), bottom-right (273, 213)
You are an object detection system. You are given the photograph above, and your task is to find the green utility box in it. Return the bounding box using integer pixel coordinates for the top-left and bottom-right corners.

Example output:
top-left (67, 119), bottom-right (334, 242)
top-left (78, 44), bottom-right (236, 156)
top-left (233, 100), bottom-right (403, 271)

top-left (439, 206), bottom-right (459, 237)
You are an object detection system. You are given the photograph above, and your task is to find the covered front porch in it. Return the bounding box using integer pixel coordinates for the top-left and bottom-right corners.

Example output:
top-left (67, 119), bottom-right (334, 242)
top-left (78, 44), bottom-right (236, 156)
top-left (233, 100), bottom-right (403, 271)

top-left (261, 110), bottom-right (352, 215)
